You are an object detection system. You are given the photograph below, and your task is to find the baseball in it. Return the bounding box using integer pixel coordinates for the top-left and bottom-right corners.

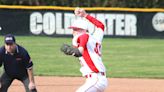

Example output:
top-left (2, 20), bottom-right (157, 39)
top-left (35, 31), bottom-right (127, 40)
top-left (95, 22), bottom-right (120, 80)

top-left (75, 7), bottom-right (80, 15)
top-left (0, 27), bottom-right (2, 30)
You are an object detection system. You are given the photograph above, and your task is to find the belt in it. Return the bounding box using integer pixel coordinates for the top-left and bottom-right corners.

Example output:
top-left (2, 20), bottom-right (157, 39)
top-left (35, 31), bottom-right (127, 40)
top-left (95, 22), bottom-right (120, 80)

top-left (85, 72), bottom-right (105, 78)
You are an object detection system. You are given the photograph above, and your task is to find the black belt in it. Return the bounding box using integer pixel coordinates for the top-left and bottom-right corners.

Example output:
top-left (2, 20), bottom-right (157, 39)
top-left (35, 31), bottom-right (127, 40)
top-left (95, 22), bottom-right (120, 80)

top-left (85, 72), bottom-right (105, 78)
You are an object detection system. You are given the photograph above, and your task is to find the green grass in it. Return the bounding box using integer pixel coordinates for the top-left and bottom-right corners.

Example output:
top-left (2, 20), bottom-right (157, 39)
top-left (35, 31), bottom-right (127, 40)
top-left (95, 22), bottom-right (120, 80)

top-left (0, 36), bottom-right (164, 78)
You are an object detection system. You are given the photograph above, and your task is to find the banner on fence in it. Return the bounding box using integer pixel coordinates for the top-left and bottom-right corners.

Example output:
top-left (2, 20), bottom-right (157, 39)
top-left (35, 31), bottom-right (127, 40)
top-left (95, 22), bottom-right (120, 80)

top-left (0, 5), bottom-right (163, 37)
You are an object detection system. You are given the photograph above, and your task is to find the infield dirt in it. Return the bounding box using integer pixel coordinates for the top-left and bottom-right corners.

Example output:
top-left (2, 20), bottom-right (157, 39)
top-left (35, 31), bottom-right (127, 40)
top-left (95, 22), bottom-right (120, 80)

top-left (8, 76), bottom-right (164, 92)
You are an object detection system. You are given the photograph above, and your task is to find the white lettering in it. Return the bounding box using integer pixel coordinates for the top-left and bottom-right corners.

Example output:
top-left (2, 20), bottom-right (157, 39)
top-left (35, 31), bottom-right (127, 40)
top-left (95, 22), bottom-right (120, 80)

top-left (64, 13), bottom-right (75, 34)
top-left (116, 14), bottom-right (125, 36)
top-left (43, 13), bottom-right (55, 35)
top-left (105, 14), bottom-right (115, 35)
top-left (125, 15), bottom-right (137, 36)
top-left (56, 13), bottom-right (64, 34)
top-left (29, 12), bottom-right (137, 36)
top-left (30, 12), bottom-right (42, 35)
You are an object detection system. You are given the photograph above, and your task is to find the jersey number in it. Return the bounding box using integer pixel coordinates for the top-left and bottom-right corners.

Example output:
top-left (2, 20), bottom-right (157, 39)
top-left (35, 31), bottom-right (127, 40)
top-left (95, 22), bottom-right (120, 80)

top-left (94, 43), bottom-right (101, 56)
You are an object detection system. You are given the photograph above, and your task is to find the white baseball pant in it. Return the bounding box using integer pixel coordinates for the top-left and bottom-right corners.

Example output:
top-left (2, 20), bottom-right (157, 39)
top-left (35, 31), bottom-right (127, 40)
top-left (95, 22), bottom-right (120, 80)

top-left (76, 72), bottom-right (108, 92)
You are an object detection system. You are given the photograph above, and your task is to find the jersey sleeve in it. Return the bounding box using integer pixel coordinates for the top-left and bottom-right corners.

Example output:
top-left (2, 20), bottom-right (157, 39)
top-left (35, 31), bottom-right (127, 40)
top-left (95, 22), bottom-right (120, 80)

top-left (86, 15), bottom-right (104, 31)
top-left (0, 48), bottom-right (3, 67)
top-left (86, 15), bottom-right (104, 43)
top-left (23, 50), bottom-right (33, 69)
top-left (0, 47), bottom-right (5, 67)
top-left (78, 34), bottom-right (89, 49)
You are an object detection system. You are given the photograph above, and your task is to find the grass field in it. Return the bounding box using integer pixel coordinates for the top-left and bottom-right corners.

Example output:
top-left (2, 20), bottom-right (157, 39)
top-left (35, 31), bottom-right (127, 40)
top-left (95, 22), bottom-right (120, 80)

top-left (0, 36), bottom-right (164, 78)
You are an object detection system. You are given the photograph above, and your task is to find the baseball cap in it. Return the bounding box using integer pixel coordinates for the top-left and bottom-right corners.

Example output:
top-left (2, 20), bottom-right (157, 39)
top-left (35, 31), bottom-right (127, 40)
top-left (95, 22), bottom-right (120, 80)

top-left (68, 19), bottom-right (88, 30)
top-left (4, 34), bottom-right (16, 44)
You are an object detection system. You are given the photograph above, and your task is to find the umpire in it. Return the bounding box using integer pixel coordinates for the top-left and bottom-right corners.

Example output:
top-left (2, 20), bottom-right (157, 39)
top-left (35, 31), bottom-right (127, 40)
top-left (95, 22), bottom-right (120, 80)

top-left (0, 34), bottom-right (37, 92)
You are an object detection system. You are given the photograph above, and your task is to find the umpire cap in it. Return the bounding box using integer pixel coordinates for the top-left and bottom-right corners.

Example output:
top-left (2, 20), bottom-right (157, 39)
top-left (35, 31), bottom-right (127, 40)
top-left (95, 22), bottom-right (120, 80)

top-left (4, 34), bottom-right (16, 44)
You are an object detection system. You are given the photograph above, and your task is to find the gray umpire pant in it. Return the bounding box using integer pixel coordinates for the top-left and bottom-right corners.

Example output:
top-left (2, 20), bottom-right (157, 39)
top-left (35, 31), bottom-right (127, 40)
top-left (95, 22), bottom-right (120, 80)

top-left (0, 72), bottom-right (37, 92)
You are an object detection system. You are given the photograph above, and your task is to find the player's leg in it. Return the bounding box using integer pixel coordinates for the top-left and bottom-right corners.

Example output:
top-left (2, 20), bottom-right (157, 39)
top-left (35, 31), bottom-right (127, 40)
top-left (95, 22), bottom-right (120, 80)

top-left (77, 86), bottom-right (101, 92)
top-left (94, 76), bottom-right (108, 92)
top-left (76, 79), bottom-right (104, 92)
top-left (76, 73), bottom-right (108, 92)
top-left (76, 73), bottom-right (99, 92)
top-left (0, 72), bottom-right (13, 92)
top-left (86, 87), bottom-right (102, 92)
top-left (20, 76), bottom-right (37, 92)
top-left (20, 76), bottom-right (30, 92)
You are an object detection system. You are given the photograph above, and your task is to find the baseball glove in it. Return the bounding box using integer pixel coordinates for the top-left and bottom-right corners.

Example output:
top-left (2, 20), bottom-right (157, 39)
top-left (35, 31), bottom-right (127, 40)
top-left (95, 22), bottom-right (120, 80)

top-left (60, 44), bottom-right (82, 57)
top-left (60, 44), bottom-right (74, 55)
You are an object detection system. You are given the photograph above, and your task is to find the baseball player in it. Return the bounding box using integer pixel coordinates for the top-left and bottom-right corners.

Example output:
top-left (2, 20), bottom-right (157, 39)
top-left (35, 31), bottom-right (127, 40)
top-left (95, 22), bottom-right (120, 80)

top-left (61, 8), bottom-right (108, 92)
top-left (0, 34), bottom-right (37, 92)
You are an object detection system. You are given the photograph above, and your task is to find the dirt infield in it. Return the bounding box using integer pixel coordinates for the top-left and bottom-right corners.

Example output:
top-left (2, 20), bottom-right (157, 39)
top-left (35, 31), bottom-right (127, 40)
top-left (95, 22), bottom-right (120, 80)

top-left (8, 76), bottom-right (164, 92)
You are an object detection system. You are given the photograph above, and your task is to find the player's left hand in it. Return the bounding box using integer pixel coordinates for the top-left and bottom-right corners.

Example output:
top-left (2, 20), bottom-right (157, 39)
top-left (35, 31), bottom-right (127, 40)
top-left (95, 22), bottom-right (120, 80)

top-left (29, 82), bottom-right (36, 91)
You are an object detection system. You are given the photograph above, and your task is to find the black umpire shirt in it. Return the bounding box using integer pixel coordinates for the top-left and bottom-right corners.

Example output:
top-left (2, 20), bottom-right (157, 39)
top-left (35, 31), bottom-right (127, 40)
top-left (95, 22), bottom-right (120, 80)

top-left (0, 44), bottom-right (33, 79)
